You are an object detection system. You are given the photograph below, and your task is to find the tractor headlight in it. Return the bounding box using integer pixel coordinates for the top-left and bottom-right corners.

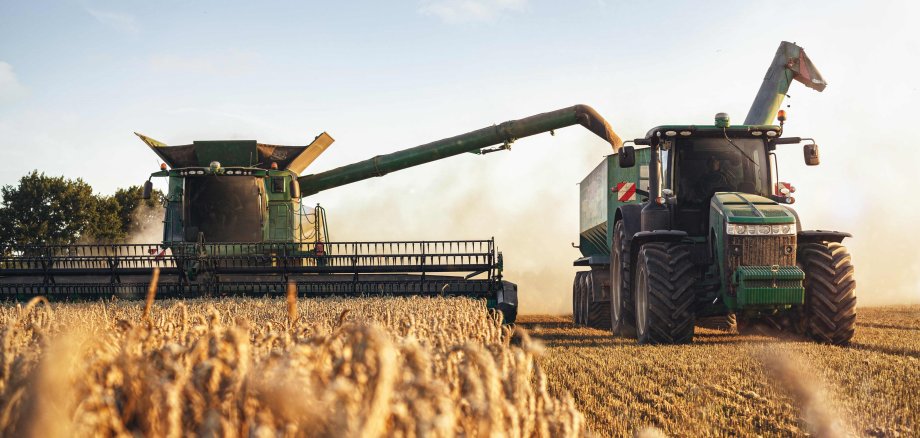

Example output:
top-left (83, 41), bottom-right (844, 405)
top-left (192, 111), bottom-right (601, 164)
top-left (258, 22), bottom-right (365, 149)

top-left (727, 222), bottom-right (795, 235)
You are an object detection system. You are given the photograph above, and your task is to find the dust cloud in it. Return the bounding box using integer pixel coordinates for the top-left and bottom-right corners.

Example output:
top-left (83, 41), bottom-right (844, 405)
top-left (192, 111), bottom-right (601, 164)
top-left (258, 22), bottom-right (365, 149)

top-left (758, 348), bottom-right (852, 437)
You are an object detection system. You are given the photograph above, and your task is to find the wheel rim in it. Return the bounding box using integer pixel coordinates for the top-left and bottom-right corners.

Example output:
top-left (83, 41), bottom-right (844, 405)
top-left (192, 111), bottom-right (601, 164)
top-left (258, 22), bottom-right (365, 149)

top-left (635, 264), bottom-right (648, 337)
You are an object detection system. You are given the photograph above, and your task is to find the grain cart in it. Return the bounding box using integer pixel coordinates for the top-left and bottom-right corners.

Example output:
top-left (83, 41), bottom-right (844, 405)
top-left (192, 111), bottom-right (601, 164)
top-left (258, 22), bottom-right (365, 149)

top-left (573, 41), bottom-right (857, 345)
top-left (0, 106), bottom-right (621, 323)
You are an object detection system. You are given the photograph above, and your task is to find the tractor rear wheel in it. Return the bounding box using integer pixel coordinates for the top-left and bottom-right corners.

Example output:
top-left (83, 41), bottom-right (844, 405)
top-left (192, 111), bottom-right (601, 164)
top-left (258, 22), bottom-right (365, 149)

top-left (799, 242), bottom-right (857, 345)
top-left (634, 242), bottom-right (696, 344)
top-left (609, 221), bottom-right (636, 337)
top-left (586, 269), bottom-right (611, 330)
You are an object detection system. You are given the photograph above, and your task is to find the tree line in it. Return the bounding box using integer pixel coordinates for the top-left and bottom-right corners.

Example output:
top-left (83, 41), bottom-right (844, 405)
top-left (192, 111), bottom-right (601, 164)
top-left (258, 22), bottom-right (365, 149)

top-left (0, 171), bottom-right (165, 248)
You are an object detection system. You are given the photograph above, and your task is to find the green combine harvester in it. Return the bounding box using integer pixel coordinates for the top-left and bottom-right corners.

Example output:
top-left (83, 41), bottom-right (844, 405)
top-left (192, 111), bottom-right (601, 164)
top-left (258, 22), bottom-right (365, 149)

top-left (572, 41), bottom-right (857, 345)
top-left (0, 105), bottom-right (622, 323)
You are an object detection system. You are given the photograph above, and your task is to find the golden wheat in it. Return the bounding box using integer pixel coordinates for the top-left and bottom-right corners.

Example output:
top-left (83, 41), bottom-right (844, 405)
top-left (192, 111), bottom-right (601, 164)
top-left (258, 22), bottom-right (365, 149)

top-left (0, 297), bottom-right (584, 437)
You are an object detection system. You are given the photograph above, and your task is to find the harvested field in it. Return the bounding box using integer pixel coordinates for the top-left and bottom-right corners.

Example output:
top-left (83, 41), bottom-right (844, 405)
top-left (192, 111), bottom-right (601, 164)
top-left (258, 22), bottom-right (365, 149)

top-left (521, 305), bottom-right (920, 437)
top-left (0, 297), bottom-right (583, 437)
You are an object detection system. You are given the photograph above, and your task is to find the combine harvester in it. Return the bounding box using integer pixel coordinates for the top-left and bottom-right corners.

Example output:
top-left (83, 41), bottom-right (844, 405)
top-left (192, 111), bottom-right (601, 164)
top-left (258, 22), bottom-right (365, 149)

top-left (571, 41), bottom-right (857, 345)
top-left (0, 106), bottom-right (623, 323)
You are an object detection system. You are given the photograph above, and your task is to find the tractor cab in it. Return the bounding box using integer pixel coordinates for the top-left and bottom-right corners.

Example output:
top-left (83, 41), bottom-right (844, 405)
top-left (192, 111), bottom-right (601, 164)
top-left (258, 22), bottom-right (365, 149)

top-left (642, 117), bottom-right (782, 236)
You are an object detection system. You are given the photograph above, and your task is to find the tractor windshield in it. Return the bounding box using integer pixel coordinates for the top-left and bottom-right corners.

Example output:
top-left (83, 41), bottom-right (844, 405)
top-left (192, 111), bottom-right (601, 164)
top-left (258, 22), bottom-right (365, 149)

top-left (672, 137), bottom-right (769, 206)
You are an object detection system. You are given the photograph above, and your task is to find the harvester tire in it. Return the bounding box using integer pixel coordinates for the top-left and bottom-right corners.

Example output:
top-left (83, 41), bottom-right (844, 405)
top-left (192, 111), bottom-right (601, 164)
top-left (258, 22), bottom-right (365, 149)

top-left (798, 242), bottom-right (857, 345)
top-left (634, 242), bottom-right (695, 345)
top-left (610, 221), bottom-right (636, 337)
top-left (586, 270), bottom-right (611, 330)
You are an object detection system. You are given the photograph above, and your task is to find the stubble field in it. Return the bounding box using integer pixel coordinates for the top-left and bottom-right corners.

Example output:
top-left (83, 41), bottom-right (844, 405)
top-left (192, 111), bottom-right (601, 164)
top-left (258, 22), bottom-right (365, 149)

top-left (521, 306), bottom-right (919, 436)
top-left (0, 296), bottom-right (916, 437)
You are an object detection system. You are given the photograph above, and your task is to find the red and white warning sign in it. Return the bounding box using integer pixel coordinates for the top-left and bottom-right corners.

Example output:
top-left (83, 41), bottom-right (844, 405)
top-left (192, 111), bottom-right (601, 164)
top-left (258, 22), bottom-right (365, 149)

top-left (613, 182), bottom-right (636, 202)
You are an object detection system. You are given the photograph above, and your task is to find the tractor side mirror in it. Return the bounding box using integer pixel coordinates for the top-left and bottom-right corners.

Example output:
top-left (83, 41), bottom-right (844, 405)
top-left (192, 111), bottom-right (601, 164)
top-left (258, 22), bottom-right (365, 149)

top-left (803, 144), bottom-right (820, 166)
top-left (618, 146), bottom-right (636, 168)
top-left (142, 180), bottom-right (153, 199)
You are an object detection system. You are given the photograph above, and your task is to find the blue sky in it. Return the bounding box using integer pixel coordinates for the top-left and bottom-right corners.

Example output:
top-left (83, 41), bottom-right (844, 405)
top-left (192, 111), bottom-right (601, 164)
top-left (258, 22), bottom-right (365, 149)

top-left (1, 0), bottom-right (918, 311)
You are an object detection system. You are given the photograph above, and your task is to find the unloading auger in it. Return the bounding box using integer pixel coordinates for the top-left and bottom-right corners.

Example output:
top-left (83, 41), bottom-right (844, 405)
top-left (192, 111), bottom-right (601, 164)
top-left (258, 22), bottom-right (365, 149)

top-left (0, 105), bottom-right (621, 322)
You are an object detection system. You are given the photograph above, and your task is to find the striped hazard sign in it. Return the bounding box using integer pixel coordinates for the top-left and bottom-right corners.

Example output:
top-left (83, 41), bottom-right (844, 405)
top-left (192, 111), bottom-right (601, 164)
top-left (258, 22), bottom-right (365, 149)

top-left (613, 182), bottom-right (636, 202)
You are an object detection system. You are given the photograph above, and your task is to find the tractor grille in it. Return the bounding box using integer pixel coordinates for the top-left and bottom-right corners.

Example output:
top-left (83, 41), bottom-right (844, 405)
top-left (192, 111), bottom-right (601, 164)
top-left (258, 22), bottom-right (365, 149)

top-left (726, 235), bottom-right (796, 294)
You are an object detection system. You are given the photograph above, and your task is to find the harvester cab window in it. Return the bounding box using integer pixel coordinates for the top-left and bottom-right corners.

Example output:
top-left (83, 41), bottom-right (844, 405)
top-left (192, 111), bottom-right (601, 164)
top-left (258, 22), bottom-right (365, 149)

top-left (271, 176), bottom-right (286, 193)
top-left (184, 176), bottom-right (263, 242)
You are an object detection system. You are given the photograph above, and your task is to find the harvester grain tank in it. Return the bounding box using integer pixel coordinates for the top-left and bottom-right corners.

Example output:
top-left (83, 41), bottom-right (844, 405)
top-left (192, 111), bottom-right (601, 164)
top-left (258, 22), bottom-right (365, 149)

top-left (572, 41), bottom-right (856, 345)
top-left (1, 106), bottom-right (621, 323)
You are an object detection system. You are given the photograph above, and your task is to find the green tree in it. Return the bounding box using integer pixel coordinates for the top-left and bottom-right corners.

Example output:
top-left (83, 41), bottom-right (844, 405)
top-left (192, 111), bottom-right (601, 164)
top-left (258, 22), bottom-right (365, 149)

top-left (0, 171), bottom-right (99, 248)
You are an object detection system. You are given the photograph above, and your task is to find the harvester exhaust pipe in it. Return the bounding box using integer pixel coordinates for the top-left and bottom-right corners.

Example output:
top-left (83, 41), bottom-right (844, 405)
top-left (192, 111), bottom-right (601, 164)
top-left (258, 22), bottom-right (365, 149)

top-left (298, 105), bottom-right (622, 197)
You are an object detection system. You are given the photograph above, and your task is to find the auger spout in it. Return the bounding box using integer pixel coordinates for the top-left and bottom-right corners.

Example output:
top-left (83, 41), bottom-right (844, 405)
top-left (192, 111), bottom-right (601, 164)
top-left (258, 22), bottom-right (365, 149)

top-left (298, 105), bottom-right (621, 197)
top-left (745, 41), bottom-right (827, 125)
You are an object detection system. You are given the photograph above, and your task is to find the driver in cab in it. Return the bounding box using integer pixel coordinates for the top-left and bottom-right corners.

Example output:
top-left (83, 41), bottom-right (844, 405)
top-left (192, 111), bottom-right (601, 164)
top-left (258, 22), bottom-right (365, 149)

top-left (697, 155), bottom-right (733, 201)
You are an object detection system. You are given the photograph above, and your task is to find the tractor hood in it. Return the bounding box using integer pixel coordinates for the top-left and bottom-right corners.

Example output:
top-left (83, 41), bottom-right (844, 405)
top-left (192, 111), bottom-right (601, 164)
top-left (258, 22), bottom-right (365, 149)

top-left (712, 192), bottom-right (795, 224)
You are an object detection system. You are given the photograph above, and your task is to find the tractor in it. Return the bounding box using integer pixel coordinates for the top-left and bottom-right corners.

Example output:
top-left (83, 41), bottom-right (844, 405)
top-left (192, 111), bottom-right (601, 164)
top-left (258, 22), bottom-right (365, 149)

top-left (572, 41), bottom-right (856, 345)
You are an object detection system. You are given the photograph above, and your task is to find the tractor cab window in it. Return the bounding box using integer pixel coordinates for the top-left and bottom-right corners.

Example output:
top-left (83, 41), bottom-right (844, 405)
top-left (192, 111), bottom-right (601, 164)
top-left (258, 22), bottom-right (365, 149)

top-left (674, 137), bottom-right (769, 206)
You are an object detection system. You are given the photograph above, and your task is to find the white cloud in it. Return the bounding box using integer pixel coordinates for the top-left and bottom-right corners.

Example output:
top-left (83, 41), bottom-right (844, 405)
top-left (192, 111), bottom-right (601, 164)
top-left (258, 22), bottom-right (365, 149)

top-left (419, 0), bottom-right (527, 24)
top-left (0, 62), bottom-right (28, 103)
top-left (86, 8), bottom-right (139, 34)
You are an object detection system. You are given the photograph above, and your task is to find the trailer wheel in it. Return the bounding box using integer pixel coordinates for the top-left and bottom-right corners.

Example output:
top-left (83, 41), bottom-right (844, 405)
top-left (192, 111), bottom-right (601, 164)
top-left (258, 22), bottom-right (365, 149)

top-left (610, 221), bottom-right (636, 337)
top-left (586, 269), bottom-right (611, 330)
top-left (572, 272), bottom-right (585, 325)
top-left (634, 242), bottom-right (696, 344)
top-left (798, 242), bottom-right (856, 345)
top-left (578, 272), bottom-right (589, 325)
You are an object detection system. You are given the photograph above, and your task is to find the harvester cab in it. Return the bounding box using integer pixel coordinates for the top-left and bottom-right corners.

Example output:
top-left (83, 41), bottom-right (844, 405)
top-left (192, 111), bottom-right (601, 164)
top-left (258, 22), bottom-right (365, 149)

top-left (573, 41), bottom-right (856, 346)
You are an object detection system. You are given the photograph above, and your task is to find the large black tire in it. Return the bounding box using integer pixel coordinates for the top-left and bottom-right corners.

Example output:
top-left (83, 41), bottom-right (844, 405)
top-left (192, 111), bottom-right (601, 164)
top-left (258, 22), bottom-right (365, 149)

top-left (572, 272), bottom-right (583, 325)
top-left (579, 272), bottom-right (589, 325)
top-left (634, 242), bottom-right (696, 344)
top-left (609, 221), bottom-right (636, 337)
top-left (799, 242), bottom-right (857, 345)
top-left (586, 269), bottom-right (611, 330)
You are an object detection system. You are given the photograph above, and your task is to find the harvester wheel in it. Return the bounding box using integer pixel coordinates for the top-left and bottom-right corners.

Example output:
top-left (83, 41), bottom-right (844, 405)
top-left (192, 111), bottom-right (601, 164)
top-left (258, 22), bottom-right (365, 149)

top-left (634, 242), bottom-right (695, 344)
top-left (586, 269), bottom-right (611, 330)
top-left (610, 221), bottom-right (636, 337)
top-left (798, 242), bottom-right (857, 345)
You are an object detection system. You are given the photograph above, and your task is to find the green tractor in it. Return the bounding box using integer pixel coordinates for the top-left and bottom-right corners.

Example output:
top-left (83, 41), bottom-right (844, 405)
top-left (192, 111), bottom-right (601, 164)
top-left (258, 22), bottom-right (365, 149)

top-left (573, 41), bottom-right (856, 345)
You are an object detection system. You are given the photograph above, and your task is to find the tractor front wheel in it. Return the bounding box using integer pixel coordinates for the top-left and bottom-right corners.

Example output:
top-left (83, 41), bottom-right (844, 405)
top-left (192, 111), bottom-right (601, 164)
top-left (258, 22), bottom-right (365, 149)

top-left (634, 242), bottom-right (696, 344)
top-left (799, 242), bottom-right (857, 345)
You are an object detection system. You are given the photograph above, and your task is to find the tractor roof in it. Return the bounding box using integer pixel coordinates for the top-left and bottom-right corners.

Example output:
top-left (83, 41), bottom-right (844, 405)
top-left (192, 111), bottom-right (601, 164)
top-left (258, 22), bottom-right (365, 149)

top-left (643, 124), bottom-right (783, 140)
top-left (136, 132), bottom-right (334, 174)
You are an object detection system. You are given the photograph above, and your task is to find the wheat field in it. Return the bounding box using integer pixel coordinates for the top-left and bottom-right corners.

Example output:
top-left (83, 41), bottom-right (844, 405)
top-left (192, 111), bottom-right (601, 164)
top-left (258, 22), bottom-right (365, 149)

top-left (1, 296), bottom-right (916, 437)
top-left (0, 296), bottom-right (583, 437)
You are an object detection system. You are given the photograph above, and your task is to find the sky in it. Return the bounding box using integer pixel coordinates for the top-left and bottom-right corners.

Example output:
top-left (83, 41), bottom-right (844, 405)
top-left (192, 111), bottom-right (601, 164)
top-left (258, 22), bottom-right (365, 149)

top-left (1, 0), bottom-right (918, 312)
